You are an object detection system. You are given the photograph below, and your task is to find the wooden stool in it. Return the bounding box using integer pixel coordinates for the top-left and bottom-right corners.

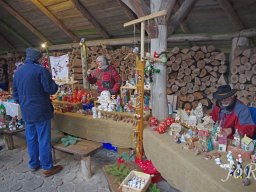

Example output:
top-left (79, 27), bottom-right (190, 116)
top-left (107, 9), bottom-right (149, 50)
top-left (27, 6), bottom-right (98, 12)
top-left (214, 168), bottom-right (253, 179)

top-left (52, 139), bottom-right (102, 179)
top-left (2, 128), bottom-right (25, 150)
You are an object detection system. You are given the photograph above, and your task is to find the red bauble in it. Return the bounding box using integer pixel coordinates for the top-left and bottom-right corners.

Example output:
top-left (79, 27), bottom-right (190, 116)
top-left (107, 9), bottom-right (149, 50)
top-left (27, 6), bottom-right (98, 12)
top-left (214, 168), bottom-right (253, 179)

top-left (165, 117), bottom-right (175, 126)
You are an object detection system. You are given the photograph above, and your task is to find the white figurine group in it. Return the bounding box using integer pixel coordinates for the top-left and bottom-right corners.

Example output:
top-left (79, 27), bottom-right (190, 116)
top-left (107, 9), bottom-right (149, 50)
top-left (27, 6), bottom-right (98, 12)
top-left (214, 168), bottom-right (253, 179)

top-left (97, 90), bottom-right (118, 112)
top-left (126, 176), bottom-right (146, 189)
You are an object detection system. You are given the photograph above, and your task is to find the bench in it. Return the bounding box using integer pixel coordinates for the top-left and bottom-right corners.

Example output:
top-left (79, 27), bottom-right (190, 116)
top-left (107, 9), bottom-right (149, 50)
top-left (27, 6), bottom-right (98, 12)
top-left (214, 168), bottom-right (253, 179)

top-left (52, 139), bottom-right (102, 179)
top-left (1, 128), bottom-right (25, 150)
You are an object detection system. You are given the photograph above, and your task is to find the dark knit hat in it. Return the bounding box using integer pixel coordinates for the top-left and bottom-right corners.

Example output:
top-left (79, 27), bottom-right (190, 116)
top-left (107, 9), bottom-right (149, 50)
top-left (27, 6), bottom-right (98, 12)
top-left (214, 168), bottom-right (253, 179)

top-left (26, 48), bottom-right (42, 62)
top-left (213, 85), bottom-right (237, 100)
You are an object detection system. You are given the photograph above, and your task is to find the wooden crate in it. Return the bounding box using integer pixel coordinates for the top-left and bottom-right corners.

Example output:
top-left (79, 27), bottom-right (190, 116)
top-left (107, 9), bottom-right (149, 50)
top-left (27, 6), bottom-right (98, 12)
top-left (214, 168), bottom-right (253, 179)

top-left (120, 170), bottom-right (151, 192)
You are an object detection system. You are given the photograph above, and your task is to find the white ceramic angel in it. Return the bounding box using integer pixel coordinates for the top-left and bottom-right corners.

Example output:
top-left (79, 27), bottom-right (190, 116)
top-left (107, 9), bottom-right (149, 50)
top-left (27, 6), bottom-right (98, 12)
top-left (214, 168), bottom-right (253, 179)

top-left (92, 107), bottom-right (97, 118)
top-left (193, 103), bottom-right (204, 124)
top-left (98, 90), bottom-right (111, 111)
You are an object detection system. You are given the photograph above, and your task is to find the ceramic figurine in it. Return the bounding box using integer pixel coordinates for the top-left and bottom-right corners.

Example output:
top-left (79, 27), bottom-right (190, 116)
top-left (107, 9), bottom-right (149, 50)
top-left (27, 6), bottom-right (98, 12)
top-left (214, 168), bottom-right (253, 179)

top-left (97, 90), bottom-right (111, 111)
top-left (192, 102), bottom-right (204, 124)
top-left (232, 129), bottom-right (241, 147)
top-left (98, 111), bottom-right (101, 118)
top-left (92, 107), bottom-right (97, 118)
top-left (215, 158), bottom-right (221, 165)
top-left (241, 134), bottom-right (254, 152)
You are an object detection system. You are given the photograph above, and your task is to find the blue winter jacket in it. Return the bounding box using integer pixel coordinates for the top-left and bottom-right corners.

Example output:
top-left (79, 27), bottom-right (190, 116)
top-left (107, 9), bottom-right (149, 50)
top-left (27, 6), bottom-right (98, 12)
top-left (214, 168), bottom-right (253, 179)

top-left (12, 59), bottom-right (58, 123)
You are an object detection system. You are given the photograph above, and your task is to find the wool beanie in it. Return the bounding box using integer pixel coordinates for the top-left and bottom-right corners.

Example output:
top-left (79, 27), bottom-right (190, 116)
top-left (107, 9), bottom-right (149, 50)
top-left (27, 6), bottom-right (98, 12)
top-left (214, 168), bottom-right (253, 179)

top-left (26, 48), bottom-right (42, 62)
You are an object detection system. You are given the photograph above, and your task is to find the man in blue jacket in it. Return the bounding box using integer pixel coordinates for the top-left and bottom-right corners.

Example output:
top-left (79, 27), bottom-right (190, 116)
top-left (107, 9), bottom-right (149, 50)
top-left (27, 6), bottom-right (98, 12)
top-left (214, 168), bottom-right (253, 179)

top-left (13, 48), bottom-right (62, 177)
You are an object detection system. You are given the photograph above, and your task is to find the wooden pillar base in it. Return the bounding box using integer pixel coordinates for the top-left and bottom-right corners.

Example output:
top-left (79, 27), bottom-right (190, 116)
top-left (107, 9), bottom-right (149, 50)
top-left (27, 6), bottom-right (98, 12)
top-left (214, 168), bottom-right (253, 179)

top-left (81, 156), bottom-right (91, 179)
top-left (4, 134), bottom-right (14, 150)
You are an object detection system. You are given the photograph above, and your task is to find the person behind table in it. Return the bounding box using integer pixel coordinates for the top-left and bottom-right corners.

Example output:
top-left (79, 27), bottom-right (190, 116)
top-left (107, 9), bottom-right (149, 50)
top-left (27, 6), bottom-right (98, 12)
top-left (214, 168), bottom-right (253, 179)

top-left (12, 48), bottom-right (63, 177)
top-left (211, 85), bottom-right (255, 139)
top-left (86, 55), bottom-right (121, 94)
top-left (0, 58), bottom-right (9, 91)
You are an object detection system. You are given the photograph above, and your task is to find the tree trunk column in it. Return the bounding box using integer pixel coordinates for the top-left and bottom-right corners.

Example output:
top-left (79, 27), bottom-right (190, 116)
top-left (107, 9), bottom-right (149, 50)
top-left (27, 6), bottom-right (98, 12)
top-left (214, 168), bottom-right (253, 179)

top-left (151, 24), bottom-right (168, 120)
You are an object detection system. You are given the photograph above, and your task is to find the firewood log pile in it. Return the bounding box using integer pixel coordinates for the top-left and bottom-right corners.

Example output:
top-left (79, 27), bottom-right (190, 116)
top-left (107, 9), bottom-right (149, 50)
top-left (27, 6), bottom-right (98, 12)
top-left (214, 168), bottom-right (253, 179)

top-left (166, 46), bottom-right (228, 109)
top-left (230, 47), bottom-right (256, 106)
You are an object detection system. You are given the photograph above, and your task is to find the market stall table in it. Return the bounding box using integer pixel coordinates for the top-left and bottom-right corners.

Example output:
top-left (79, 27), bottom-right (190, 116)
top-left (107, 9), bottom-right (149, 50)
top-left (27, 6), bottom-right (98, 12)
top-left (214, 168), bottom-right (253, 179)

top-left (143, 128), bottom-right (255, 192)
top-left (52, 112), bottom-right (136, 149)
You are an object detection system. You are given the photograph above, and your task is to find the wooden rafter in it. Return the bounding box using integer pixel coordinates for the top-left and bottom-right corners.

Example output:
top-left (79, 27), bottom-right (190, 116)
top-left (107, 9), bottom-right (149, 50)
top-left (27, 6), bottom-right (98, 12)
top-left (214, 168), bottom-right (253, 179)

top-left (0, 0), bottom-right (51, 45)
top-left (121, 0), bottom-right (157, 37)
top-left (160, 0), bottom-right (177, 21)
top-left (117, 0), bottom-right (140, 31)
top-left (174, 0), bottom-right (191, 34)
top-left (46, 27), bottom-right (256, 51)
top-left (0, 31), bottom-right (16, 50)
top-left (31, 0), bottom-right (79, 42)
top-left (0, 20), bottom-right (32, 47)
top-left (71, 0), bottom-right (110, 38)
top-left (168, 0), bottom-right (197, 35)
top-left (217, 0), bottom-right (245, 30)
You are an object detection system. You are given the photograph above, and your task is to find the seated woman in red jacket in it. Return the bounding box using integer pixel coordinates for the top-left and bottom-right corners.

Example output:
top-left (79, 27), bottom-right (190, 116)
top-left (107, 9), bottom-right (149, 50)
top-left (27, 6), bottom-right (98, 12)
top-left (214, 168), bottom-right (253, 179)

top-left (86, 55), bottom-right (121, 94)
top-left (211, 85), bottom-right (255, 139)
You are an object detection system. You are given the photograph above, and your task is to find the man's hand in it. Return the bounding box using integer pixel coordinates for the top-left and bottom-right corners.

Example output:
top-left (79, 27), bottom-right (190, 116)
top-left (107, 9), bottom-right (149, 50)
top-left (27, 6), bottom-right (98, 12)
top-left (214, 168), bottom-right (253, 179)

top-left (223, 128), bottom-right (233, 136)
top-left (87, 69), bottom-right (91, 75)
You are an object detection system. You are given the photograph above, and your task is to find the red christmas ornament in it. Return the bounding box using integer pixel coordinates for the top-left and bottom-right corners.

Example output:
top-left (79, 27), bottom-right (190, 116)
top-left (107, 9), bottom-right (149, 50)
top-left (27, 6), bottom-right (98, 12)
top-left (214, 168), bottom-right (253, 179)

top-left (165, 117), bottom-right (175, 126)
top-left (153, 51), bottom-right (159, 58)
top-left (148, 116), bottom-right (159, 127)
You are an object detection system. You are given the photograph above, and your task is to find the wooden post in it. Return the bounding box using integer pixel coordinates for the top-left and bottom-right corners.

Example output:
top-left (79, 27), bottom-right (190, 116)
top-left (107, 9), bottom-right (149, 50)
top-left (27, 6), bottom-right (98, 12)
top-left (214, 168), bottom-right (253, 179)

top-left (150, 0), bottom-right (168, 120)
top-left (230, 37), bottom-right (249, 63)
top-left (80, 42), bottom-right (88, 89)
top-left (124, 9), bottom-right (167, 159)
top-left (81, 156), bottom-right (92, 179)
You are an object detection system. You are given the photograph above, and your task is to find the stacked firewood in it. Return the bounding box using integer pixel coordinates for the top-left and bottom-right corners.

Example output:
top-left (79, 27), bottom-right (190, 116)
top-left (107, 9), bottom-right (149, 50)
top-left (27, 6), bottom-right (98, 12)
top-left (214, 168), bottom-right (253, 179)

top-left (230, 47), bottom-right (256, 105)
top-left (69, 48), bottom-right (83, 86)
top-left (167, 46), bottom-right (228, 109)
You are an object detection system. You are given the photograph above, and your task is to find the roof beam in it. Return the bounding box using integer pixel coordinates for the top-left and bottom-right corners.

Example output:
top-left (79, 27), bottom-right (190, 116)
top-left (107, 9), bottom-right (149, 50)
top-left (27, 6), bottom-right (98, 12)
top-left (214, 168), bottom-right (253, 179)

top-left (0, 31), bottom-right (16, 50)
top-left (160, 0), bottom-right (177, 21)
top-left (217, 0), bottom-right (245, 30)
top-left (31, 0), bottom-right (79, 42)
top-left (71, 0), bottom-right (110, 38)
top-left (117, 0), bottom-right (140, 31)
top-left (168, 0), bottom-right (197, 35)
top-left (0, 20), bottom-right (32, 47)
top-left (0, 0), bottom-right (51, 45)
top-left (174, 0), bottom-right (191, 34)
top-left (46, 27), bottom-right (256, 51)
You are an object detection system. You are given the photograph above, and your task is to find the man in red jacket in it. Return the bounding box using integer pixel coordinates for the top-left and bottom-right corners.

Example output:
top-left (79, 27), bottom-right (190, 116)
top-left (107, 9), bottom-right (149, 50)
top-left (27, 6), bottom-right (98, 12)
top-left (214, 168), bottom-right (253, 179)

top-left (86, 55), bottom-right (121, 94)
top-left (211, 85), bottom-right (255, 139)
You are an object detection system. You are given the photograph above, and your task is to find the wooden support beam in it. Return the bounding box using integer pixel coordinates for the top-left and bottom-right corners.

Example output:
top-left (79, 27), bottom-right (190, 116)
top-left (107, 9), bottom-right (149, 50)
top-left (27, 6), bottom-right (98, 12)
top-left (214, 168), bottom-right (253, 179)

top-left (0, 0), bottom-right (51, 45)
top-left (71, 0), bottom-right (110, 38)
top-left (124, 10), bottom-right (167, 27)
top-left (168, 0), bottom-right (197, 35)
top-left (160, 0), bottom-right (177, 21)
top-left (0, 20), bottom-right (32, 47)
top-left (117, 0), bottom-right (140, 31)
top-left (0, 31), bottom-right (16, 50)
top-left (31, 0), bottom-right (79, 42)
top-left (217, 0), bottom-right (245, 30)
top-left (167, 28), bottom-right (256, 42)
top-left (47, 27), bottom-right (256, 51)
top-left (174, 0), bottom-right (191, 34)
